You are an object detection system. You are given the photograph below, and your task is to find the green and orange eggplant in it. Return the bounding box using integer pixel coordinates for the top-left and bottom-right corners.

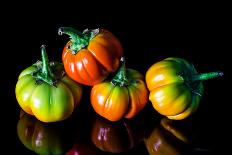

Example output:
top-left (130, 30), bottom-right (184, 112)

top-left (91, 58), bottom-right (149, 121)
top-left (15, 45), bottom-right (82, 122)
top-left (146, 57), bottom-right (223, 120)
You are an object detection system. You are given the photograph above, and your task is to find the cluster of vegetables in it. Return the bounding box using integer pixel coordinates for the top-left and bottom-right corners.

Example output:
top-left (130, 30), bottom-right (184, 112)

top-left (15, 27), bottom-right (223, 123)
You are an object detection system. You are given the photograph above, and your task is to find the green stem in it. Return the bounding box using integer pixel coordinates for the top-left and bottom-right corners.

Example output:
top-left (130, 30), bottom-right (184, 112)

top-left (58, 27), bottom-right (99, 53)
top-left (41, 45), bottom-right (53, 78)
top-left (191, 71), bottom-right (223, 82)
top-left (111, 57), bottom-right (129, 87)
top-left (58, 27), bottom-right (85, 40)
top-left (34, 45), bottom-right (56, 86)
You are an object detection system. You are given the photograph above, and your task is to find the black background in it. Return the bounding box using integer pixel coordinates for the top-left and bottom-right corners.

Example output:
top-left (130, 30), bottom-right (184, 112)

top-left (1, 2), bottom-right (230, 154)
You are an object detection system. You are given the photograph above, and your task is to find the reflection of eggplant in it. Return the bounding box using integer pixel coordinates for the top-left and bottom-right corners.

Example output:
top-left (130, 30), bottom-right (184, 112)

top-left (91, 115), bottom-right (143, 153)
top-left (17, 111), bottom-right (71, 155)
top-left (66, 143), bottom-right (100, 155)
top-left (144, 118), bottom-right (190, 155)
top-left (66, 118), bottom-right (100, 155)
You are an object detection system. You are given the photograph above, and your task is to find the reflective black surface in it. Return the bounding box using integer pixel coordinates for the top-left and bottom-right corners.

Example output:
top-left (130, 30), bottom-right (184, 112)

top-left (14, 94), bottom-right (228, 155)
top-left (2, 2), bottom-right (229, 154)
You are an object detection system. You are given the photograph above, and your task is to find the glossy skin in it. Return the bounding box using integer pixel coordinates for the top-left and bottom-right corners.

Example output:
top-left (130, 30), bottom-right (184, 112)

top-left (16, 47), bottom-right (82, 122)
top-left (61, 28), bottom-right (123, 86)
top-left (146, 57), bottom-right (203, 120)
top-left (144, 118), bottom-right (189, 155)
top-left (91, 69), bottom-right (148, 121)
top-left (91, 116), bottom-right (143, 153)
top-left (17, 111), bottom-right (69, 155)
top-left (66, 143), bottom-right (99, 155)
